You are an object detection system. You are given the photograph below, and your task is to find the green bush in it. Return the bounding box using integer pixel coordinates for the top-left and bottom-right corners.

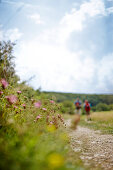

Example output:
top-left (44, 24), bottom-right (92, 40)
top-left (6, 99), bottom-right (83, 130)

top-left (61, 101), bottom-right (75, 114)
top-left (96, 103), bottom-right (111, 111)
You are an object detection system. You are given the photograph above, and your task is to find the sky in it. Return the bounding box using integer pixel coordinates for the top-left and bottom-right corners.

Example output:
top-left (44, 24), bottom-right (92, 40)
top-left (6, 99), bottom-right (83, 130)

top-left (0, 0), bottom-right (113, 94)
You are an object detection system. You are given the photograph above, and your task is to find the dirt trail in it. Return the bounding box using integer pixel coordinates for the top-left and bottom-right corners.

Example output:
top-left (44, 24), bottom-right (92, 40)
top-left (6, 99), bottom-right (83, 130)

top-left (66, 119), bottom-right (113, 170)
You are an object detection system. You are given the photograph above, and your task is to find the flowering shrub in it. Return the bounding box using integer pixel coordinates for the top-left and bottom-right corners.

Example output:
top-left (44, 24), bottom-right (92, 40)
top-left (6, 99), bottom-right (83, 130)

top-left (6, 95), bottom-right (18, 104)
top-left (0, 78), bottom-right (83, 170)
top-left (0, 78), bottom-right (9, 89)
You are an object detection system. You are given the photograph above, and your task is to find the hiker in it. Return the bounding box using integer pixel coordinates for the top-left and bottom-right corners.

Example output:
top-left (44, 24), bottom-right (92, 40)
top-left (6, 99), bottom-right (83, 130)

top-left (84, 100), bottom-right (91, 121)
top-left (74, 98), bottom-right (82, 115)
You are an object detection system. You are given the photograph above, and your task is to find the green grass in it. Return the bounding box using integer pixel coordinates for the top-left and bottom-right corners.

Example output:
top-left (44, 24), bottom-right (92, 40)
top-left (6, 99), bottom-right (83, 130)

top-left (79, 111), bottom-right (113, 134)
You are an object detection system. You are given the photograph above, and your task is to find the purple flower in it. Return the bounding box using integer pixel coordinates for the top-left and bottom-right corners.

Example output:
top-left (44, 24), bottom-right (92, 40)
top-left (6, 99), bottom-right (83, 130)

top-left (42, 108), bottom-right (47, 111)
top-left (36, 115), bottom-right (41, 120)
top-left (14, 105), bottom-right (18, 109)
top-left (34, 101), bottom-right (41, 108)
top-left (49, 121), bottom-right (53, 125)
top-left (0, 91), bottom-right (3, 95)
top-left (50, 100), bottom-right (55, 104)
top-left (22, 104), bottom-right (26, 109)
top-left (0, 79), bottom-right (8, 89)
top-left (17, 91), bottom-right (22, 94)
top-left (6, 95), bottom-right (18, 105)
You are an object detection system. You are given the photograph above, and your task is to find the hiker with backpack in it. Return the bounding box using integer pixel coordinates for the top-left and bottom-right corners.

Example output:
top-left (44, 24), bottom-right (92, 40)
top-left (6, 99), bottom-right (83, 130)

top-left (74, 98), bottom-right (82, 115)
top-left (84, 100), bottom-right (91, 121)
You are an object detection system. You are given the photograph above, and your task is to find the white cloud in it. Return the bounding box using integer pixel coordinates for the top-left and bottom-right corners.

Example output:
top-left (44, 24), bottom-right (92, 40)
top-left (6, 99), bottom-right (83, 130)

top-left (57, 0), bottom-right (105, 44)
top-left (0, 27), bottom-right (3, 40)
top-left (4, 28), bottom-right (23, 41)
top-left (15, 39), bottom-right (98, 93)
top-left (29, 14), bottom-right (44, 25)
top-left (14, 0), bottom-right (113, 93)
top-left (0, 27), bottom-right (22, 41)
top-left (107, 7), bottom-right (113, 14)
top-left (97, 53), bottom-right (113, 92)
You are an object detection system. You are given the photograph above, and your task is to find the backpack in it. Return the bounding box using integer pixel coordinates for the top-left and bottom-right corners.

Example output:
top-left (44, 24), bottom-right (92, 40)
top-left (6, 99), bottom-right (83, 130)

top-left (85, 103), bottom-right (90, 111)
top-left (75, 102), bottom-right (81, 109)
top-left (86, 103), bottom-right (90, 108)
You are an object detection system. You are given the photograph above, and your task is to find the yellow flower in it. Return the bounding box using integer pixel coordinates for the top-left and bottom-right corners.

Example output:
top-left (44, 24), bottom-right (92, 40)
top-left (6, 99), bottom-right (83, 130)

top-left (47, 125), bottom-right (56, 132)
top-left (48, 153), bottom-right (64, 168)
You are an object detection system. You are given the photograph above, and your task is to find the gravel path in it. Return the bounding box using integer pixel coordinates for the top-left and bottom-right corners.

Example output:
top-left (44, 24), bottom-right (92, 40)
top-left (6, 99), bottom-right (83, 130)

top-left (67, 119), bottom-right (113, 170)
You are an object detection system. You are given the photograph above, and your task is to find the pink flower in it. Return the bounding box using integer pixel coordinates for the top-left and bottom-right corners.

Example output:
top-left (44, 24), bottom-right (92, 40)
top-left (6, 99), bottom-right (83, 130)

top-left (14, 105), bottom-right (18, 109)
top-left (22, 104), bottom-right (26, 109)
top-left (34, 101), bottom-right (41, 108)
top-left (36, 115), bottom-right (41, 120)
top-left (0, 91), bottom-right (3, 95)
top-left (49, 121), bottom-right (53, 125)
top-left (0, 79), bottom-right (8, 89)
top-left (6, 104), bottom-right (10, 108)
top-left (17, 91), bottom-right (22, 94)
top-left (42, 108), bottom-right (47, 111)
top-left (6, 95), bottom-right (18, 105)
top-left (50, 100), bottom-right (55, 104)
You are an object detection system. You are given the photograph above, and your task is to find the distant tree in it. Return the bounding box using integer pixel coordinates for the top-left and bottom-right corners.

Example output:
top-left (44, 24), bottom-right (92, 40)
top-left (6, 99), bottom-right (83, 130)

top-left (0, 41), bottom-right (19, 84)
top-left (61, 100), bottom-right (75, 114)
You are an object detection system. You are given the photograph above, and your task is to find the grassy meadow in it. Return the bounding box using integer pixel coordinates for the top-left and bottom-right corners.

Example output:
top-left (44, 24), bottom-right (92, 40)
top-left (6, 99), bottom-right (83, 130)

top-left (79, 111), bottom-right (113, 134)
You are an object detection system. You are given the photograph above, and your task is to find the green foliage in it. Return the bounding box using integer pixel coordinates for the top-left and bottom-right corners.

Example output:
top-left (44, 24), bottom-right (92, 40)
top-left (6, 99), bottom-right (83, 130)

top-left (0, 41), bottom-right (19, 84)
top-left (44, 92), bottom-right (113, 107)
top-left (0, 78), bottom-right (85, 170)
top-left (96, 103), bottom-right (111, 111)
top-left (60, 101), bottom-right (75, 114)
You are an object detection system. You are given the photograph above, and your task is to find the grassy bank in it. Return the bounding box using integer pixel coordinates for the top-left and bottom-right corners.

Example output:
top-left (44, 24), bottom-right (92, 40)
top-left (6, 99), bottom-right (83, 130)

top-left (79, 111), bottom-right (113, 134)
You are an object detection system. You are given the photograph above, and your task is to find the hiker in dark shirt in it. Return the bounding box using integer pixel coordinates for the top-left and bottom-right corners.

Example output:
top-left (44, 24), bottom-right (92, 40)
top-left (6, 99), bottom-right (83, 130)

top-left (84, 100), bottom-right (91, 121)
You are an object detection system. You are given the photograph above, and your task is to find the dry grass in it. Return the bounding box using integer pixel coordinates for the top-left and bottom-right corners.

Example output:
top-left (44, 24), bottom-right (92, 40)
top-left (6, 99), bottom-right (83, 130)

top-left (91, 111), bottom-right (113, 122)
top-left (80, 111), bottom-right (113, 134)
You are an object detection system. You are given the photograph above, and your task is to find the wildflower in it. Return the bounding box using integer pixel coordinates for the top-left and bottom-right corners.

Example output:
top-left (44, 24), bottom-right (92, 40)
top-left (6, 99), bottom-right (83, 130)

top-left (17, 91), bottom-right (22, 94)
top-left (14, 105), bottom-right (17, 109)
top-left (0, 79), bottom-right (8, 89)
top-left (34, 101), bottom-right (41, 108)
top-left (22, 104), bottom-right (26, 109)
top-left (48, 153), bottom-right (64, 168)
top-left (42, 108), bottom-right (47, 111)
top-left (6, 95), bottom-right (18, 105)
top-left (36, 115), bottom-right (41, 120)
top-left (49, 121), bottom-right (53, 125)
top-left (0, 91), bottom-right (3, 95)
top-left (50, 100), bottom-right (55, 104)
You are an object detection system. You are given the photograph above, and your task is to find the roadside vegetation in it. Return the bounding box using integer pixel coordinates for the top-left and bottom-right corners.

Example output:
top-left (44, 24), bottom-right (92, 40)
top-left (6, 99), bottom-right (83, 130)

top-left (0, 41), bottom-right (85, 170)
